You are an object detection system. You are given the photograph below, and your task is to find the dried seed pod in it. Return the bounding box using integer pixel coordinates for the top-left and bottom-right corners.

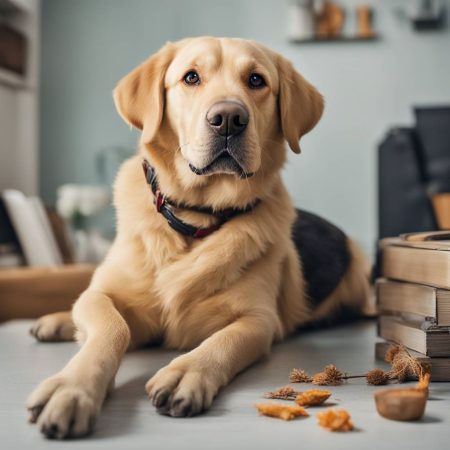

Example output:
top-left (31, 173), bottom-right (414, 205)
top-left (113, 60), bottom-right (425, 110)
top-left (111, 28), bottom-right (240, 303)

top-left (385, 344), bottom-right (424, 382)
top-left (256, 403), bottom-right (309, 421)
top-left (264, 386), bottom-right (298, 400)
top-left (384, 344), bottom-right (401, 363)
top-left (295, 389), bottom-right (331, 406)
top-left (420, 362), bottom-right (432, 376)
top-left (312, 365), bottom-right (344, 386)
top-left (317, 408), bottom-right (354, 431)
top-left (289, 368), bottom-right (312, 383)
top-left (366, 368), bottom-right (389, 386)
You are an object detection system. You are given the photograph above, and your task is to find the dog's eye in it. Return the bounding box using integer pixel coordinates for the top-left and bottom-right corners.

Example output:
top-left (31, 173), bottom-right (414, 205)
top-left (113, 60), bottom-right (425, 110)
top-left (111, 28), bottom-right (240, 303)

top-left (184, 70), bottom-right (200, 86)
top-left (248, 73), bottom-right (266, 89)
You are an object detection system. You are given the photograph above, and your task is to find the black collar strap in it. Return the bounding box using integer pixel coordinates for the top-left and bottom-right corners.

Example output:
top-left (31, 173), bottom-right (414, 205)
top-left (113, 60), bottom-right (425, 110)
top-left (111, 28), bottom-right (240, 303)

top-left (142, 159), bottom-right (260, 238)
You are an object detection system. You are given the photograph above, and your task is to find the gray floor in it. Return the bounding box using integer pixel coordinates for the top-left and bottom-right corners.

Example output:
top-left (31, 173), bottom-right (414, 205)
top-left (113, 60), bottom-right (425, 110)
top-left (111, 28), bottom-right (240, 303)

top-left (0, 320), bottom-right (449, 450)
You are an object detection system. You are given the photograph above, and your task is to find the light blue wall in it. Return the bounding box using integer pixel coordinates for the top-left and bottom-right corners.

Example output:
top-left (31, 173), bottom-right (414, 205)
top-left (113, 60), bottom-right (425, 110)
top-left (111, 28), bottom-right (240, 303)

top-left (40, 0), bottom-right (450, 252)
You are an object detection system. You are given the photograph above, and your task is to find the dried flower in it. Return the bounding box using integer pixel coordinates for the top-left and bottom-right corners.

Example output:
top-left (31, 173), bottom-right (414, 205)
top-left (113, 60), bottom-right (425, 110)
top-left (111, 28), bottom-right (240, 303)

top-left (366, 368), bottom-right (390, 386)
top-left (384, 344), bottom-right (401, 363)
top-left (421, 362), bottom-right (432, 375)
top-left (264, 386), bottom-right (299, 400)
top-left (312, 365), bottom-right (344, 386)
top-left (288, 348), bottom-right (429, 390)
top-left (256, 403), bottom-right (309, 421)
top-left (317, 409), bottom-right (354, 432)
top-left (289, 368), bottom-right (312, 383)
top-left (295, 389), bottom-right (331, 406)
top-left (415, 372), bottom-right (431, 395)
top-left (386, 344), bottom-right (423, 383)
top-left (390, 358), bottom-right (409, 382)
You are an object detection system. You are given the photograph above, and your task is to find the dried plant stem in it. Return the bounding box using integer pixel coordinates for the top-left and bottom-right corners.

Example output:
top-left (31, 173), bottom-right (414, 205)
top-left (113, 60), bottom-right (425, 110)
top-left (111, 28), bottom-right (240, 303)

top-left (289, 346), bottom-right (426, 388)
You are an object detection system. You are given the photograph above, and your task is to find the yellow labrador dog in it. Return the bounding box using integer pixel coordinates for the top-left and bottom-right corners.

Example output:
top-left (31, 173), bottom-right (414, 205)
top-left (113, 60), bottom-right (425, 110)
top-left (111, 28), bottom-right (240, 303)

top-left (27, 37), bottom-right (369, 439)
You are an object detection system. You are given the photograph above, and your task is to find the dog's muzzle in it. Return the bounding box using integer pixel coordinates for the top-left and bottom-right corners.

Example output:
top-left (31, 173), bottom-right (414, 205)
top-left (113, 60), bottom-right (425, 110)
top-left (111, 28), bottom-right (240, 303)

top-left (189, 100), bottom-right (253, 178)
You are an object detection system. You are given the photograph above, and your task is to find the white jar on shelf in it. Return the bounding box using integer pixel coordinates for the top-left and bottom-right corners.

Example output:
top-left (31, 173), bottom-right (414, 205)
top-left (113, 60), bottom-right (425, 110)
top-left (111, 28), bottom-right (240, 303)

top-left (287, 0), bottom-right (315, 40)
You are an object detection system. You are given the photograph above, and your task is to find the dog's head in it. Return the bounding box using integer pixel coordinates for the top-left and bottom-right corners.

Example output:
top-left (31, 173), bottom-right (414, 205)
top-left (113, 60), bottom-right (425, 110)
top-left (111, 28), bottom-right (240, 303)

top-left (114, 37), bottom-right (323, 188)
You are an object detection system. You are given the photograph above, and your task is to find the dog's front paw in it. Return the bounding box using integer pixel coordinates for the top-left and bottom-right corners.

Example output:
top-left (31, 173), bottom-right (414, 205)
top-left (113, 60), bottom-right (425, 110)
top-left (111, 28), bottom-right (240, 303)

top-left (29, 312), bottom-right (75, 342)
top-left (27, 375), bottom-right (99, 439)
top-left (145, 362), bottom-right (219, 417)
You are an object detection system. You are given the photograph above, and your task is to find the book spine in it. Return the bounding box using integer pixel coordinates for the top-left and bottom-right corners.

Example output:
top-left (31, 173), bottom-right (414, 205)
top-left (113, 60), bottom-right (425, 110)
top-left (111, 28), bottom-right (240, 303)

top-left (376, 280), bottom-right (437, 320)
top-left (378, 316), bottom-right (427, 355)
top-left (436, 291), bottom-right (450, 327)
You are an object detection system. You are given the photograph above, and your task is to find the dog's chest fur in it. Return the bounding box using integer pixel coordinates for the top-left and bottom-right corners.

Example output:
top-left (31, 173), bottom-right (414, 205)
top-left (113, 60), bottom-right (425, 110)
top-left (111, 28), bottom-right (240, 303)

top-left (123, 229), bottom-right (244, 349)
top-left (110, 156), bottom-right (301, 349)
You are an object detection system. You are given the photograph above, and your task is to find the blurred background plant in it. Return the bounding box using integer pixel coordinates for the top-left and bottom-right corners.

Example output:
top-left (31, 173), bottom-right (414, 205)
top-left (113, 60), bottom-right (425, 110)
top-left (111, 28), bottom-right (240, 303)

top-left (54, 146), bottom-right (133, 263)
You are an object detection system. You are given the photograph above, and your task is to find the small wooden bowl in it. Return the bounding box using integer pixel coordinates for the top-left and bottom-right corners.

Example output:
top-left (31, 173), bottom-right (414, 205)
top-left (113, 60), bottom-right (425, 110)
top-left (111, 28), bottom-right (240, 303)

top-left (374, 388), bottom-right (427, 421)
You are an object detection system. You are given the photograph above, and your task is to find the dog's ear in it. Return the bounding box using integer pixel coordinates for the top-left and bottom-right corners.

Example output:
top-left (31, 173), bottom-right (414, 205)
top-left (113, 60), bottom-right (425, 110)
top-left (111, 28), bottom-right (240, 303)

top-left (277, 56), bottom-right (324, 154)
top-left (113, 42), bottom-right (175, 144)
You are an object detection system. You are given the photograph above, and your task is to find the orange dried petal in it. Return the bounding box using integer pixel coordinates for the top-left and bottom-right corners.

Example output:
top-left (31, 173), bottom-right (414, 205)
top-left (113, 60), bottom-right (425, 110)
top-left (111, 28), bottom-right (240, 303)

top-left (295, 389), bottom-right (331, 406)
top-left (317, 408), bottom-right (354, 432)
top-left (415, 372), bottom-right (430, 395)
top-left (256, 403), bottom-right (309, 421)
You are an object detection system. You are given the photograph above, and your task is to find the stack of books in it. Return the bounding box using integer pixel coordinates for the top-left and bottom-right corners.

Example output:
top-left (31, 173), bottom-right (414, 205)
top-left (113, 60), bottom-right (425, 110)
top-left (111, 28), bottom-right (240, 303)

top-left (376, 231), bottom-right (450, 381)
top-left (0, 190), bottom-right (70, 268)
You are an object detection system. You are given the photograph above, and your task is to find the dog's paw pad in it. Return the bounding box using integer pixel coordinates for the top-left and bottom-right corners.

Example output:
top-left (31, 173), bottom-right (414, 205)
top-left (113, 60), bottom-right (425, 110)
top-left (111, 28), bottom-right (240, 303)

top-left (152, 388), bottom-right (171, 408)
top-left (169, 398), bottom-right (193, 417)
top-left (27, 377), bottom-right (98, 439)
top-left (146, 364), bottom-right (217, 418)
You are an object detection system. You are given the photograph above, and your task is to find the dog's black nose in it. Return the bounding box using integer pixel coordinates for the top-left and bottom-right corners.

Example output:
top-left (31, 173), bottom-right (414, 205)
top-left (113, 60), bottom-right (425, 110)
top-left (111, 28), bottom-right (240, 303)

top-left (206, 101), bottom-right (249, 137)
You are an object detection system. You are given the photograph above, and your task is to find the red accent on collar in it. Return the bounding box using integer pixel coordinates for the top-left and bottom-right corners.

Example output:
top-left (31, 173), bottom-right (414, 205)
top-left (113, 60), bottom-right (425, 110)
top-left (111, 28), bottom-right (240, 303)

top-left (193, 224), bottom-right (221, 238)
top-left (155, 190), bottom-right (165, 213)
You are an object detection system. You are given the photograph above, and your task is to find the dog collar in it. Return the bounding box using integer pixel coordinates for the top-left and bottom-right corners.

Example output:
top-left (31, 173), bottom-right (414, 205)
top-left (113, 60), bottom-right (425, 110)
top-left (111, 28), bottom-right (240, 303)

top-left (142, 159), bottom-right (260, 238)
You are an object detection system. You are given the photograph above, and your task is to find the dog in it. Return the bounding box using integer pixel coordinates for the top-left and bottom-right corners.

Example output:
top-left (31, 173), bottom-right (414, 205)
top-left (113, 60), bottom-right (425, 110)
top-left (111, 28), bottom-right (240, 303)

top-left (27, 37), bottom-right (370, 439)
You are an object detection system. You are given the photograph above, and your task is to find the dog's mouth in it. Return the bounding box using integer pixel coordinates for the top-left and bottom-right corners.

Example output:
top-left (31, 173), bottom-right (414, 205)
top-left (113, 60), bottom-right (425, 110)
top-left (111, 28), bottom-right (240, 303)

top-left (189, 151), bottom-right (254, 179)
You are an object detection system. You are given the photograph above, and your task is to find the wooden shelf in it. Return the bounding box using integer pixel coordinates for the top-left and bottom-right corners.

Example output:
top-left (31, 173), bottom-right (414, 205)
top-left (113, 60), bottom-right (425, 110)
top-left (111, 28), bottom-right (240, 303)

top-left (0, 264), bottom-right (96, 322)
top-left (0, 67), bottom-right (26, 88)
top-left (289, 35), bottom-right (379, 44)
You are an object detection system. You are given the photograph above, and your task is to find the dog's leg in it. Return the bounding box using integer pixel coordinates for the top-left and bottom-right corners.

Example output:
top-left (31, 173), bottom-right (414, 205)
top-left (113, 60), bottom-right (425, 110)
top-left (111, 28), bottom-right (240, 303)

top-left (26, 291), bottom-right (130, 439)
top-left (30, 311), bottom-right (75, 342)
top-left (146, 245), bottom-right (283, 417)
top-left (146, 313), bottom-right (277, 417)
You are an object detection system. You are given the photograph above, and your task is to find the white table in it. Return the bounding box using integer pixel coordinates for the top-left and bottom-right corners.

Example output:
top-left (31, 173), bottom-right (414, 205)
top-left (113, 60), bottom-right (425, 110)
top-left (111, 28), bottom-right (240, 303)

top-left (1, 320), bottom-right (448, 449)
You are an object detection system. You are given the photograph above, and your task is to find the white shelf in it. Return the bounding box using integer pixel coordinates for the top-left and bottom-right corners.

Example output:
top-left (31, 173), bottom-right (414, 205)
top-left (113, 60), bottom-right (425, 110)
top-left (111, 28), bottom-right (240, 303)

top-left (0, 67), bottom-right (27, 89)
top-left (0, 0), bottom-right (39, 196)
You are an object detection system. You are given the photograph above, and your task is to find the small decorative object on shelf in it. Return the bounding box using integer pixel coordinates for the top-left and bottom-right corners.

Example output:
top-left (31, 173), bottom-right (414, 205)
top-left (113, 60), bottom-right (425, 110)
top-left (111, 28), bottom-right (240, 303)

top-left (315, 0), bottom-right (345, 39)
top-left (430, 192), bottom-right (450, 229)
top-left (410, 0), bottom-right (446, 31)
top-left (288, 0), bottom-right (316, 40)
top-left (0, 24), bottom-right (27, 75)
top-left (356, 5), bottom-right (376, 39)
top-left (288, 0), bottom-right (378, 43)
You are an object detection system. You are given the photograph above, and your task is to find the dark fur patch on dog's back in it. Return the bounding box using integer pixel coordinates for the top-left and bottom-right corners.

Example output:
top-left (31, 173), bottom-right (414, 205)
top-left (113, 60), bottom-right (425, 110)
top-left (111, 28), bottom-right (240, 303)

top-left (292, 209), bottom-right (350, 307)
